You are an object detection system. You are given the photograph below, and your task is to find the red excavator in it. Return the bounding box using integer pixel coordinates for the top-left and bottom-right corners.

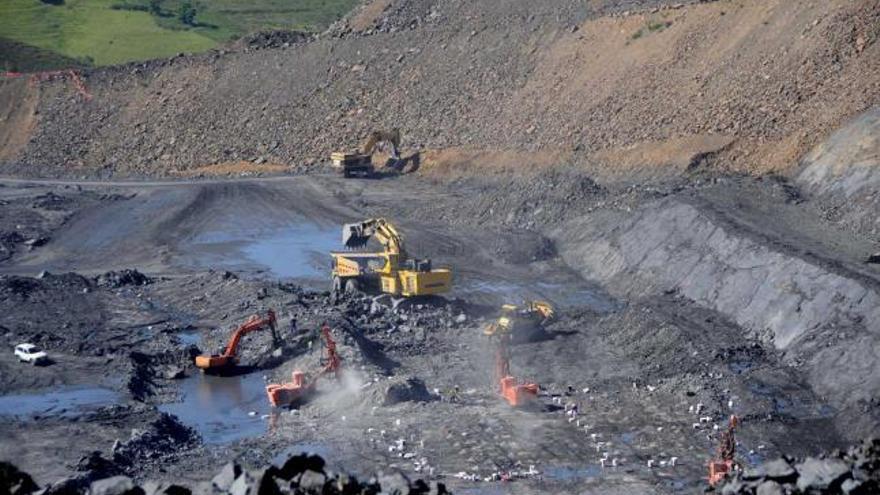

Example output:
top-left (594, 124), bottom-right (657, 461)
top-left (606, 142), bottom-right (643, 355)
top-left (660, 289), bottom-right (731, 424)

top-left (708, 415), bottom-right (739, 487)
top-left (195, 309), bottom-right (278, 372)
top-left (266, 323), bottom-right (341, 407)
top-left (492, 328), bottom-right (539, 407)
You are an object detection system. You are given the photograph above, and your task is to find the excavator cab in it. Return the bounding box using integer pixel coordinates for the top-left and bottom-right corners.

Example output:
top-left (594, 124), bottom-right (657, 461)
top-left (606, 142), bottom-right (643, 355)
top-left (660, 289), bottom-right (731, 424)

top-left (484, 301), bottom-right (555, 342)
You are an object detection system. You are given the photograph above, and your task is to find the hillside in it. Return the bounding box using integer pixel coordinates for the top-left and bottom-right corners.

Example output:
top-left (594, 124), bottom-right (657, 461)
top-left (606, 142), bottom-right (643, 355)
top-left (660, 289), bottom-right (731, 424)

top-left (0, 0), bottom-right (358, 71)
top-left (0, 0), bottom-right (877, 182)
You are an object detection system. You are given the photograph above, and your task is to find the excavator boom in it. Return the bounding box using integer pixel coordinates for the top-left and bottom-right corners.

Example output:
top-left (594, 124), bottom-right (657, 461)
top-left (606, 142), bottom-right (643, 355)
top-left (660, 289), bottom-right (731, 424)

top-left (195, 309), bottom-right (277, 371)
top-left (342, 218), bottom-right (403, 256)
top-left (362, 128), bottom-right (401, 157)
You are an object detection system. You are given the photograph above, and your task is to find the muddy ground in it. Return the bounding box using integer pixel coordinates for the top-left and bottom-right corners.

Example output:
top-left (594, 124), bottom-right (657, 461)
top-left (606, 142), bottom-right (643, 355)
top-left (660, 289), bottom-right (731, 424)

top-left (1, 164), bottom-right (876, 494)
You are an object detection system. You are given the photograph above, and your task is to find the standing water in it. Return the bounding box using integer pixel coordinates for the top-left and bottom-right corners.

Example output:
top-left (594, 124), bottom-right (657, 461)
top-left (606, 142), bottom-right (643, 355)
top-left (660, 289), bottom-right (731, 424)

top-left (159, 372), bottom-right (271, 444)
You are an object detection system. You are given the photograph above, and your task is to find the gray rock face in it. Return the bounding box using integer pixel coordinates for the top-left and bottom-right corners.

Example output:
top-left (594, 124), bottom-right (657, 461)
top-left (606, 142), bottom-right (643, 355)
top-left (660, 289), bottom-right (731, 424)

top-left (795, 458), bottom-right (851, 492)
top-left (797, 107), bottom-right (880, 239)
top-left (554, 196), bottom-right (880, 426)
top-left (720, 439), bottom-right (880, 495)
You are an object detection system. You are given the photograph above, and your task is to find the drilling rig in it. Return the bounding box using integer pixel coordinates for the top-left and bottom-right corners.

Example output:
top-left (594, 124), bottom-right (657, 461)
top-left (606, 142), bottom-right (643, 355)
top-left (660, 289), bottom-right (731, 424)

top-left (485, 321), bottom-right (539, 407)
top-left (266, 323), bottom-right (342, 407)
top-left (708, 415), bottom-right (739, 487)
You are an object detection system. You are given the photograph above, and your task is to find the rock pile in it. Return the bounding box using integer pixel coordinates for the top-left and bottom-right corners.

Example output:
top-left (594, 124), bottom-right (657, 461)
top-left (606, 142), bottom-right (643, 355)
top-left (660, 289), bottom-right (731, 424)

top-left (1, 453), bottom-right (448, 495)
top-left (719, 439), bottom-right (880, 494)
top-left (95, 269), bottom-right (153, 288)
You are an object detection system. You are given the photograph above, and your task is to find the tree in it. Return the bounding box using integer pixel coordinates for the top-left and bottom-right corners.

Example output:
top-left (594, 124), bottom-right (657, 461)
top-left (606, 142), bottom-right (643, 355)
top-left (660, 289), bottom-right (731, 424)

top-left (178, 1), bottom-right (197, 26)
top-left (148, 0), bottom-right (162, 16)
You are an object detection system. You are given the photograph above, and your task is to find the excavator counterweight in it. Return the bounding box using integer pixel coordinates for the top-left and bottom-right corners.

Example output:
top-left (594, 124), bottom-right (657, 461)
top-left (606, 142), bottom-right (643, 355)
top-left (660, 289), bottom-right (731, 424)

top-left (195, 309), bottom-right (278, 372)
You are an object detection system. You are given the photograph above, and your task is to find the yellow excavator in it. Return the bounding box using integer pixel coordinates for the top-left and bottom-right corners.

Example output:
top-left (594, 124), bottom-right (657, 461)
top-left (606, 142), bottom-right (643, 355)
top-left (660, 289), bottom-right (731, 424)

top-left (330, 218), bottom-right (452, 297)
top-left (484, 301), bottom-right (555, 343)
top-left (330, 129), bottom-right (401, 178)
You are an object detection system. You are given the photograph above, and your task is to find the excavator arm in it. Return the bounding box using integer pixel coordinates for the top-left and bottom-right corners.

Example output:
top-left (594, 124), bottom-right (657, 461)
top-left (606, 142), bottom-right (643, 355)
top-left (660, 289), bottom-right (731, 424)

top-left (223, 309), bottom-right (278, 357)
top-left (195, 309), bottom-right (277, 371)
top-left (362, 129), bottom-right (401, 158)
top-left (342, 218), bottom-right (406, 257)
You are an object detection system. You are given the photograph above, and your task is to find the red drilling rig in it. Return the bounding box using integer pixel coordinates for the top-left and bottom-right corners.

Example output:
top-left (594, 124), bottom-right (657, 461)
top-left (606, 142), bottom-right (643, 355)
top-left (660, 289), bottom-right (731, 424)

top-left (708, 415), bottom-right (739, 487)
top-left (493, 330), bottom-right (539, 407)
top-left (266, 323), bottom-right (341, 407)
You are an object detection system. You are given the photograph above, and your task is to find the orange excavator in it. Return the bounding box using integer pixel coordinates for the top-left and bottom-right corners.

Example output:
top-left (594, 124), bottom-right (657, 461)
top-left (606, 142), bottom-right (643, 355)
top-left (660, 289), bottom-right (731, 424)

top-left (195, 309), bottom-right (278, 372)
top-left (708, 415), bottom-right (739, 487)
top-left (266, 323), bottom-right (341, 407)
top-left (491, 327), bottom-right (539, 407)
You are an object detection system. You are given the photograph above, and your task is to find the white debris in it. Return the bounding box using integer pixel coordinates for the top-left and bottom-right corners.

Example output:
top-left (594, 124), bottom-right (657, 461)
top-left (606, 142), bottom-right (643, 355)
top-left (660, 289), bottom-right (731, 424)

top-left (248, 411), bottom-right (257, 417)
top-left (395, 419), bottom-right (401, 426)
top-left (657, 426), bottom-right (664, 432)
top-left (671, 456), bottom-right (678, 467)
top-left (713, 424), bottom-right (720, 431)
top-left (612, 458), bottom-right (618, 467)
top-left (728, 399), bottom-right (734, 409)
top-left (582, 387), bottom-right (590, 393)
top-left (758, 444), bottom-right (766, 450)
top-left (688, 405), bottom-right (694, 413)
top-left (403, 452), bottom-right (416, 459)
top-left (647, 385), bottom-right (657, 392)
top-left (659, 460), bottom-right (668, 467)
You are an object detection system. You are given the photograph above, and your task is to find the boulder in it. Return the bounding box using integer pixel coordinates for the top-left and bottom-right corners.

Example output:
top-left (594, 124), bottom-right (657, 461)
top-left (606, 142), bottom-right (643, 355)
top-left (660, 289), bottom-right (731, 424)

top-left (90, 476), bottom-right (142, 495)
top-left (0, 462), bottom-right (39, 495)
top-left (795, 458), bottom-right (851, 492)
top-left (383, 377), bottom-right (438, 406)
top-left (212, 462), bottom-right (242, 491)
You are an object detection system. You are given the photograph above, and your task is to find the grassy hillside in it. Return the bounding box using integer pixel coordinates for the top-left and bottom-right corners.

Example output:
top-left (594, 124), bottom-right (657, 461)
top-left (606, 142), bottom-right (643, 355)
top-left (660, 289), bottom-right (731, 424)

top-left (0, 0), bottom-right (358, 71)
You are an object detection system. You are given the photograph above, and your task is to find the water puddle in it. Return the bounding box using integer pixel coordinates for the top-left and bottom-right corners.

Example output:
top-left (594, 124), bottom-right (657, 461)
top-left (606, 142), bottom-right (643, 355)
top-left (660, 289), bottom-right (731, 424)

top-left (0, 386), bottom-right (120, 419)
top-left (177, 331), bottom-right (202, 346)
top-left (181, 220), bottom-right (339, 282)
top-left (459, 278), bottom-right (616, 312)
top-left (542, 464), bottom-right (602, 481)
top-left (159, 372), bottom-right (271, 444)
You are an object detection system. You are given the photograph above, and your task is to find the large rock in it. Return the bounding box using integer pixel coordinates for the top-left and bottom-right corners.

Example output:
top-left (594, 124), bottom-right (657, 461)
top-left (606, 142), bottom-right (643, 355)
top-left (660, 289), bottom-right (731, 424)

top-left (795, 458), bottom-right (852, 492)
top-left (89, 476), bottom-right (142, 495)
top-left (212, 462), bottom-right (242, 491)
top-left (0, 462), bottom-right (39, 495)
top-left (382, 377), bottom-right (438, 406)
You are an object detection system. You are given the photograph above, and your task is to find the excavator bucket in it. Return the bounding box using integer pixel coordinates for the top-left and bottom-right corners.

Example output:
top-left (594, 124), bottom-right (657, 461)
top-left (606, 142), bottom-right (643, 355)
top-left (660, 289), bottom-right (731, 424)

top-left (342, 222), bottom-right (371, 249)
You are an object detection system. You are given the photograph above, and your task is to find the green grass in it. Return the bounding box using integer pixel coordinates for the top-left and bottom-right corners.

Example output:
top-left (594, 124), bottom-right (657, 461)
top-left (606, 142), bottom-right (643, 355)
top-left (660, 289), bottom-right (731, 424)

top-left (0, 0), bottom-right (358, 70)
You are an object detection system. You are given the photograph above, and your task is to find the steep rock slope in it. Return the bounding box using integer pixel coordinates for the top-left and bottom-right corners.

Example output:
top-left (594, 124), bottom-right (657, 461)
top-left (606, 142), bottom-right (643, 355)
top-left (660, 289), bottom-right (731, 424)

top-left (0, 0), bottom-right (877, 178)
